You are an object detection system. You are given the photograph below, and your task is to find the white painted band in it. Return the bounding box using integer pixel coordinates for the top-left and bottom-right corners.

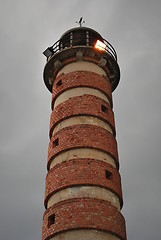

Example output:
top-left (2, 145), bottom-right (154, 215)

top-left (52, 115), bottom-right (113, 135)
top-left (51, 227), bottom-right (120, 240)
top-left (47, 186), bottom-right (120, 211)
top-left (54, 87), bottom-right (110, 108)
top-left (50, 148), bottom-right (116, 170)
top-left (57, 61), bottom-right (106, 77)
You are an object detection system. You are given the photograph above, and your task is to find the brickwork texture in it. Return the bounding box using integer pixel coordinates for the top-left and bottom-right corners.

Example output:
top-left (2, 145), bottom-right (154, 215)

top-left (42, 198), bottom-right (126, 240)
top-left (42, 68), bottom-right (126, 239)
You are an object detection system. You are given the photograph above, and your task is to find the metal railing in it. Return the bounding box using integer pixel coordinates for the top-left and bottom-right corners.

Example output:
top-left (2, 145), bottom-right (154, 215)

top-left (47, 33), bottom-right (117, 61)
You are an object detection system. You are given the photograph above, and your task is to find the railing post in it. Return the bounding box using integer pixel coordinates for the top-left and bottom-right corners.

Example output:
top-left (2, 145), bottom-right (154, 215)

top-left (86, 31), bottom-right (89, 46)
top-left (60, 42), bottom-right (63, 51)
top-left (70, 32), bottom-right (73, 47)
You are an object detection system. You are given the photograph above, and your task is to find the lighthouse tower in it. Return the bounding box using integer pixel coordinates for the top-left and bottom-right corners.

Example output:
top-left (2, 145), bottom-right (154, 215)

top-left (42, 25), bottom-right (126, 240)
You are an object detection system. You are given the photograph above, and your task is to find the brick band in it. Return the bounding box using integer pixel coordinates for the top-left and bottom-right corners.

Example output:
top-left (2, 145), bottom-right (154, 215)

top-left (52, 71), bottom-right (112, 109)
top-left (48, 125), bottom-right (119, 170)
top-left (50, 95), bottom-right (115, 138)
top-left (44, 159), bottom-right (123, 209)
top-left (42, 198), bottom-right (127, 240)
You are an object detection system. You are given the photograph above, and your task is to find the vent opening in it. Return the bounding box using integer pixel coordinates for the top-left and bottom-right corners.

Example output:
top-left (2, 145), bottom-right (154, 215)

top-left (56, 80), bottom-right (62, 87)
top-left (105, 170), bottom-right (112, 180)
top-left (53, 138), bottom-right (59, 148)
top-left (101, 105), bottom-right (108, 113)
top-left (48, 214), bottom-right (55, 227)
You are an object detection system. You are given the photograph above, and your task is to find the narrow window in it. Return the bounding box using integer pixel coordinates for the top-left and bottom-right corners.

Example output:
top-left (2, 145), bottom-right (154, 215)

top-left (48, 213), bottom-right (55, 227)
top-left (101, 105), bottom-right (108, 113)
top-left (53, 138), bottom-right (59, 148)
top-left (105, 170), bottom-right (112, 180)
top-left (56, 79), bottom-right (62, 87)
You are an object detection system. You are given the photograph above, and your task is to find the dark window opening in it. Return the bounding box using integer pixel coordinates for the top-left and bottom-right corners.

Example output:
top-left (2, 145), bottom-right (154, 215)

top-left (59, 34), bottom-right (70, 49)
top-left (56, 80), bottom-right (62, 87)
top-left (72, 30), bottom-right (86, 46)
top-left (101, 105), bottom-right (108, 113)
top-left (53, 138), bottom-right (59, 148)
top-left (105, 170), bottom-right (112, 180)
top-left (48, 214), bottom-right (55, 227)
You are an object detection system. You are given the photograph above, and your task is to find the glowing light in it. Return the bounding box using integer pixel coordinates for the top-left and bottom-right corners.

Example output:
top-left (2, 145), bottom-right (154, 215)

top-left (95, 40), bottom-right (106, 51)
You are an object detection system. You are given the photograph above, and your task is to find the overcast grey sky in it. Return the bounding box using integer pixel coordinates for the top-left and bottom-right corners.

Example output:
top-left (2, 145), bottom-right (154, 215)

top-left (0, 0), bottom-right (161, 239)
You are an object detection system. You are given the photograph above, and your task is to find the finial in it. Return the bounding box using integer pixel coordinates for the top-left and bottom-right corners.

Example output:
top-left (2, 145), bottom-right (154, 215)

top-left (76, 17), bottom-right (85, 27)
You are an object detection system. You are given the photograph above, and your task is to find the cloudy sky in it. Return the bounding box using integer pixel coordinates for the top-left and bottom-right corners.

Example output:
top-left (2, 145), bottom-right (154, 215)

top-left (0, 0), bottom-right (161, 239)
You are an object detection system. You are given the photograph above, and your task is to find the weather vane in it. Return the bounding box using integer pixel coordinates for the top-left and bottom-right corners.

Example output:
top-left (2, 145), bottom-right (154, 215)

top-left (76, 17), bottom-right (85, 27)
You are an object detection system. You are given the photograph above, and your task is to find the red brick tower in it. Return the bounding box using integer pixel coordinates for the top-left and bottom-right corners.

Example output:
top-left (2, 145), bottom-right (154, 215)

top-left (42, 26), bottom-right (126, 240)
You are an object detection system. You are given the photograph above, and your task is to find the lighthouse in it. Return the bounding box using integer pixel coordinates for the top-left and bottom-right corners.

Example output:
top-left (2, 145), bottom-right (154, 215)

top-left (42, 24), bottom-right (126, 240)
